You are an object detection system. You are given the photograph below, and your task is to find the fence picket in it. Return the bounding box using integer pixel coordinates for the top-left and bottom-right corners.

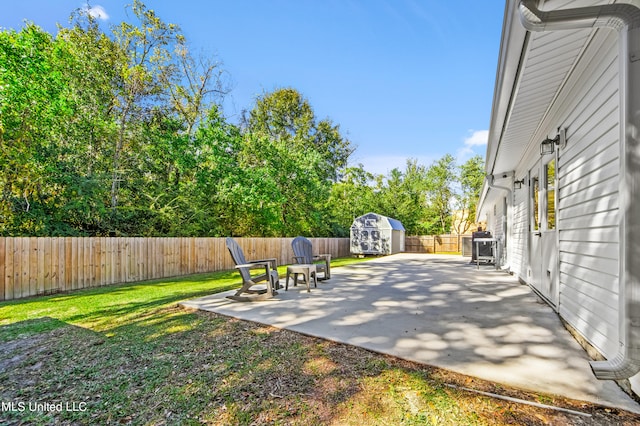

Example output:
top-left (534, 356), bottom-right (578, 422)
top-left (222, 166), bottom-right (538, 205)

top-left (6, 238), bottom-right (15, 300)
top-left (404, 235), bottom-right (464, 254)
top-left (0, 238), bottom-right (5, 301)
top-left (0, 235), bottom-right (462, 302)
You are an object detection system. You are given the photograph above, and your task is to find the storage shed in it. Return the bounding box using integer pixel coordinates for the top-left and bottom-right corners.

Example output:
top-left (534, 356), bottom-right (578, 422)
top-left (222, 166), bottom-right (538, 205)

top-left (350, 213), bottom-right (405, 255)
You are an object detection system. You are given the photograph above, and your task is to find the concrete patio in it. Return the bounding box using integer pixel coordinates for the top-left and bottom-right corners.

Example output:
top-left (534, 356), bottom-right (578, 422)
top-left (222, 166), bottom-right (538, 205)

top-left (180, 253), bottom-right (640, 413)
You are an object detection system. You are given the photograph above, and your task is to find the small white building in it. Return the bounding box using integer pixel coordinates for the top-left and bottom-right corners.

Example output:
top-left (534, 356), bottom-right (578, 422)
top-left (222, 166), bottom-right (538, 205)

top-left (477, 0), bottom-right (640, 397)
top-left (350, 213), bottom-right (405, 255)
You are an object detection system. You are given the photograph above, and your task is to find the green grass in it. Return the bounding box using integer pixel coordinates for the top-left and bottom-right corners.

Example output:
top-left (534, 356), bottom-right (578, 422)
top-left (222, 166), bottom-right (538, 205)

top-left (0, 256), bottom-right (368, 341)
top-left (0, 256), bottom-right (629, 425)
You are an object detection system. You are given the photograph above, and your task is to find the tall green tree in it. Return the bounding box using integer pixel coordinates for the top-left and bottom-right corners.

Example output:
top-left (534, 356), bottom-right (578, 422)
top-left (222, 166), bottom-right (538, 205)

top-left (453, 155), bottom-right (485, 234)
top-left (238, 88), bottom-right (355, 236)
top-left (108, 0), bottom-right (185, 211)
top-left (51, 18), bottom-right (125, 235)
top-left (0, 2), bottom-right (232, 236)
top-left (424, 154), bottom-right (456, 234)
top-left (244, 88), bottom-right (354, 181)
top-left (326, 165), bottom-right (376, 236)
top-left (366, 159), bottom-right (434, 235)
top-left (0, 24), bottom-right (99, 235)
top-left (236, 132), bottom-right (331, 237)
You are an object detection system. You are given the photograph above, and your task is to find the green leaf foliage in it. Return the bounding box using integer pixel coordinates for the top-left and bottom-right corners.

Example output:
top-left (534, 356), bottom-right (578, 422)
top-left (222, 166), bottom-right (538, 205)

top-left (0, 2), bottom-right (481, 238)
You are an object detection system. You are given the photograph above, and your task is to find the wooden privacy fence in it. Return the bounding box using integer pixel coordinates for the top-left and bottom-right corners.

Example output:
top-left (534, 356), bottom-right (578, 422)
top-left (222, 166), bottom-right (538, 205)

top-left (0, 237), bottom-right (350, 301)
top-left (404, 235), bottom-right (466, 254)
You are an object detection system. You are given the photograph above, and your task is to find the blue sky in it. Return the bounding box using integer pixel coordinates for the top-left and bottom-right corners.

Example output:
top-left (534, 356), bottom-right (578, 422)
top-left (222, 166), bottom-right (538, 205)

top-left (2, 1), bottom-right (504, 175)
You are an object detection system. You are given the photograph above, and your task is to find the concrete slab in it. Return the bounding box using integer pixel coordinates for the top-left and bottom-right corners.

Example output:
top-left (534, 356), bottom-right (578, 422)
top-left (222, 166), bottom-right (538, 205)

top-left (180, 253), bottom-right (640, 413)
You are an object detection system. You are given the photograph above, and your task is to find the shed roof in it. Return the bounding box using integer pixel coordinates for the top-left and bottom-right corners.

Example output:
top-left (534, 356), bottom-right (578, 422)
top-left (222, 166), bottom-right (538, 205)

top-left (352, 212), bottom-right (405, 231)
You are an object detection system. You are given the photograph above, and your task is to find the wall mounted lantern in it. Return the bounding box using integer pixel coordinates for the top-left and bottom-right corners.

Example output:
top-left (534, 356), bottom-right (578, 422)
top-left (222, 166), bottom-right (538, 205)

top-left (540, 128), bottom-right (567, 155)
top-left (540, 135), bottom-right (560, 155)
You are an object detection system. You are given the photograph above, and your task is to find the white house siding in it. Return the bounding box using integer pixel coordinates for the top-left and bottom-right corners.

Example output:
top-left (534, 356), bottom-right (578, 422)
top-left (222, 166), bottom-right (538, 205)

top-left (554, 29), bottom-right (620, 358)
top-left (495, 199), bottom-right (506, 265)
top-left (511, 182), bottom-right (529, 281)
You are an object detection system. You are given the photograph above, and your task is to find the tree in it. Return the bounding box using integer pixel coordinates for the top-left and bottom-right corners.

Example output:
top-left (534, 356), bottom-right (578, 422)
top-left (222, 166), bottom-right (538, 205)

top-left (108, 0), bottom-right (185, 211)
top-left (237, 88), bottom-right (355, 236)
top-left (453, 155), bottom-right (485, 234)
top-left (52, 18), bottom-right (125, 235)
top-left (372, 160), bottom-right (428, 235)
top-left (244, 88), bottom-right (354, 181)
top-left (0, 24), bottom-right (93, 235)
top-left (326, 165), bottom-right (376, 236)
top-left (424, 154), bottom-right (456, 234)
top-left (236, 132), bottom-right (331, 237)
top-left (164, 42), bottom-right (230, 137)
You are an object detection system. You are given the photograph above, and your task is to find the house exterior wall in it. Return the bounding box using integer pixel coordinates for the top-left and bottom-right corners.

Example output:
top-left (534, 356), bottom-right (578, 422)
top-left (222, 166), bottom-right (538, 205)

top-left (492, 198), bottom-right (507, 266)
top-left (480, 0), bottom-right (640, 399)
top-left (511, 183), bottom-right (529, 281)
top-left (555, 30), bottom-right (621, 358)
top-left (486, 28), bottom-right (622, 362)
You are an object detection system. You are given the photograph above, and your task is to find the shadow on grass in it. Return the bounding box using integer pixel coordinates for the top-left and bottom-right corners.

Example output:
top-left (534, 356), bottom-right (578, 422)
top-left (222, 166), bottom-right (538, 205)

top-left (0, 271), bottom-right (241, 343)
top-left (0, 257), bottom-right (369, 341)
top-left (0, 307), bottom-right (475, 425)
top-left (3, 256), bottom-right (633, 424)
top-left (2, 307), bottom-right (626, 426)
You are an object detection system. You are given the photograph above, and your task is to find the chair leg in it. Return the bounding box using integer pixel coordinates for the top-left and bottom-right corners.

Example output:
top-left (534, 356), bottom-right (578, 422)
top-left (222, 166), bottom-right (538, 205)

top-left (304, 271), bottom-right (310, 292)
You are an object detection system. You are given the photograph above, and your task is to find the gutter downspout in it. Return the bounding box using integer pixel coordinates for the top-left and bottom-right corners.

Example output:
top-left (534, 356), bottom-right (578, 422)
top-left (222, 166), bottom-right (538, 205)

top-left (486, 173), bottom-right (513, 271)
top-left (519, 0), bottom-right (640, 380)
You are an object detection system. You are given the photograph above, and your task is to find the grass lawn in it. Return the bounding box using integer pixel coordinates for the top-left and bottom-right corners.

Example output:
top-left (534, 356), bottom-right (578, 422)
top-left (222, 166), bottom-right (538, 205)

top-left (0, 257), bottom-right (637, 425)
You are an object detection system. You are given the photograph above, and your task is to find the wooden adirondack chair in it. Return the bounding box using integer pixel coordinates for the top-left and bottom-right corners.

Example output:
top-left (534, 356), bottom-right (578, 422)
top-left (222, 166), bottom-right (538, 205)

top-left (291, 236), bottom-right (331, 280)
top-left (226, 237), bottom-right (280, 301)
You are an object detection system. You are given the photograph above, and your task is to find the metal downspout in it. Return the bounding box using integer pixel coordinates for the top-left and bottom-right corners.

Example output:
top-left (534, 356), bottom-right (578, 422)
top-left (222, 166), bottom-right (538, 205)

top-left (519, 0), bottom-right (640, 380)
top-left (486, 173), bottom-right (513, 270)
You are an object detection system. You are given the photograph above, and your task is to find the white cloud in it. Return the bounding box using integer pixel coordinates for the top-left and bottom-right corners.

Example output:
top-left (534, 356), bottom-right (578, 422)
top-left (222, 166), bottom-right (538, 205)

top-left (464, 130), bottom-right (489, 147)
top-left (457, 129), bottom-right (488, 162)
top-left (86, 5), bottom-right (109, 20)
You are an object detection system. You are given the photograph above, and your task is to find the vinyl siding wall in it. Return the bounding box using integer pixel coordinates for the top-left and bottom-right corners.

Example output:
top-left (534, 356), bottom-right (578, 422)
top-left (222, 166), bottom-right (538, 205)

top-left (482, 198), bottom-right (506, 263)
top-left (493, 28), bottom-right (621, 358)
top-left (511, 180), bottom-right (529, 281)
top-left (555, 30), bottom-right (620, 357)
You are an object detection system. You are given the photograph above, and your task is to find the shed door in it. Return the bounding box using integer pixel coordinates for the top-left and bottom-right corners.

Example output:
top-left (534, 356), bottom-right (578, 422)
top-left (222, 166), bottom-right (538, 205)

top-left (529, 158), bottom-right (558, 308)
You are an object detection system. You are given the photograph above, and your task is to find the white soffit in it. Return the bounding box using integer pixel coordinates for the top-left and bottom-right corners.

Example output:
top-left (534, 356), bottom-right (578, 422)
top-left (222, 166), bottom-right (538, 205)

top-left (492, 26), bottom-right (592, 176)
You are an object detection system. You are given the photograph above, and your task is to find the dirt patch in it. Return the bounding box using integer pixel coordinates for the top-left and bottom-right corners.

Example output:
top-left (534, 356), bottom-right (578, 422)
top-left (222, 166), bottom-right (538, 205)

top-left (0, 332), bottom-right (50, 373)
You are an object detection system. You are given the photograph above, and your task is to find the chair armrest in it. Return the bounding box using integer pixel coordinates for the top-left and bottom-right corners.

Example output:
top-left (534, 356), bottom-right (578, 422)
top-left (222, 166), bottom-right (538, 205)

top-left (235, 261), bottom-right (271, 270)
top-left (313, 254), bottom-right (331, 261)
top-left (250, 258), bottom-right (278, 268)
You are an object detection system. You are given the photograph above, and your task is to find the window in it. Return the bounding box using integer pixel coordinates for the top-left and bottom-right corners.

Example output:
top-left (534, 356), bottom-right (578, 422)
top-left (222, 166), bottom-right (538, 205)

top-left (546, 159), bottom-right (556, 230)
top-left (532, 177), bottom-right (540, 231)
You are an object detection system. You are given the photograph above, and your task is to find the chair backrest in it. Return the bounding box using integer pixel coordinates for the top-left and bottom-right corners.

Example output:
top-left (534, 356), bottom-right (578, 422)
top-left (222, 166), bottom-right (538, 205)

top-left (292, 236), bottom-right (313, 264)
top-left (226, 237), bottom-right (251, 281)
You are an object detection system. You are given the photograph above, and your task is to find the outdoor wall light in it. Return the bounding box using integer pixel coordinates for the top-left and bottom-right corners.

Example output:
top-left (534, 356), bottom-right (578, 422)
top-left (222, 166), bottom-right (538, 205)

top-left (514, 179), bottom-right (525, 189)
top-left (540, 128), bottom-right (566, 155)
top-left (540, 135), bottom-right (560, 155)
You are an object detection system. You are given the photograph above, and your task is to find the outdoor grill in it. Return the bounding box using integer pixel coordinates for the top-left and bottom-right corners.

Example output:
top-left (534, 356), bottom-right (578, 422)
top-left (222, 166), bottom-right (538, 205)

top-left (471, 230), bottom-right (493, 264)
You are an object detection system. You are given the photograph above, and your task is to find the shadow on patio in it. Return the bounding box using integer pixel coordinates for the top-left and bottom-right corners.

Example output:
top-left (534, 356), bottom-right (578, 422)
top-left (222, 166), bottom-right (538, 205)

top-left (180, 253), bottom-right (640, 413)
